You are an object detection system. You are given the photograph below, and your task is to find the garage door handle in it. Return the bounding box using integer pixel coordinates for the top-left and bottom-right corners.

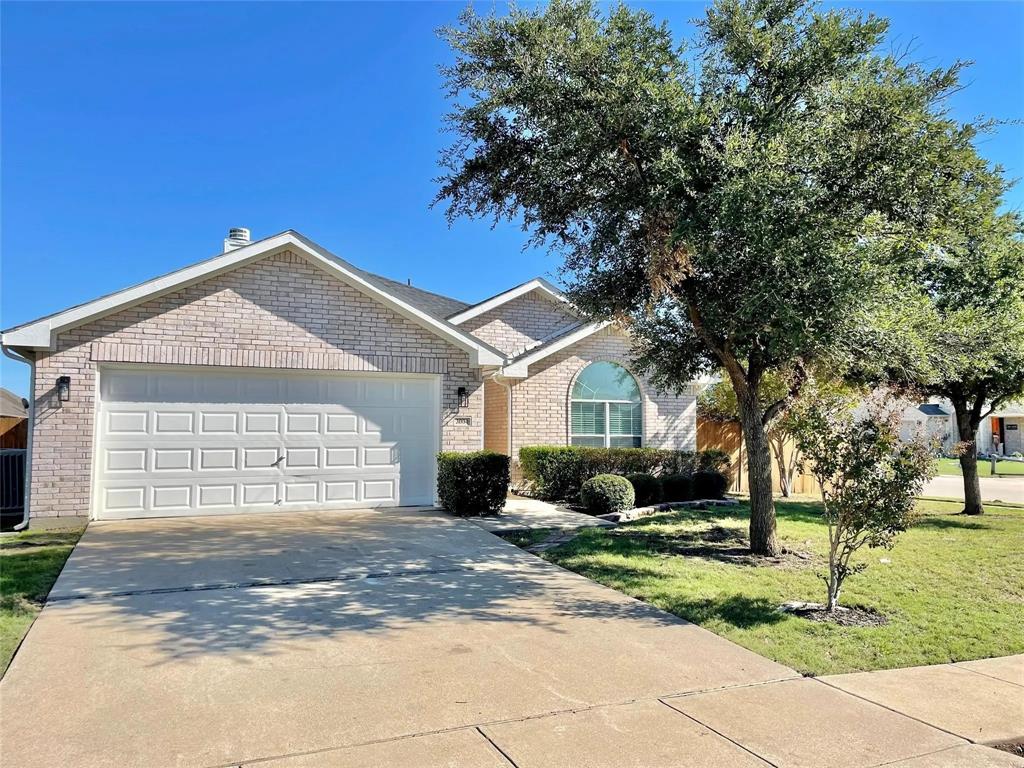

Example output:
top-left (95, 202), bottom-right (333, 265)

top-left (271, 456), bottom-right (285, 467)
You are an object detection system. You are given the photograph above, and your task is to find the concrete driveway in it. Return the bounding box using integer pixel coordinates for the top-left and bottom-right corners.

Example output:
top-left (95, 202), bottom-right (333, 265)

top-left (0, 509), bottom-right (1015, 768)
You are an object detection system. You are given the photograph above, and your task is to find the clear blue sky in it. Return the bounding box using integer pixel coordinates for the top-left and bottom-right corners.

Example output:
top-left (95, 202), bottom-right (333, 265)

top-left (2, 1), bottom-right (1021, 397)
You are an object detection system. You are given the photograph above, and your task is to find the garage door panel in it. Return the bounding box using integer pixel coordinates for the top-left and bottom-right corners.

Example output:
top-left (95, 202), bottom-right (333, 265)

top-left (152, 486), bottom-right (191, 510)
top-left (107, 411), bottom-right (149, 435)
top-left (285, 447), bottom-right (319, 469)
top-left (325, 447), bottom-right (358, 468)
top-left (96, 369), bottom-right (439, 519)
top-left (243, 448), bottom-right (282, 470)
top-left (104, 487), bottom-right (146, 513)
top-left (243, 412), bottom-right (280, 434)
top-left (198, 484), bottom-right (236, 508)
top-left (283, 482), bottom-right (318, 504)
top-left (106, 449), bottom-right (147, 473)
top-left (199, 448), bottom-right (237, 470)
top-left (200, 412), bottom-right (238, 434)
top-left (285, 413), bottom-right (319, 434)
top-left (363, 479), bottom-right (396, 502)
top-left (153, 449), bottom-right (192, 471)
top-left (325, 413), bottom-right (358, 434)
top-left (154, 412), bottom-right (194, 434)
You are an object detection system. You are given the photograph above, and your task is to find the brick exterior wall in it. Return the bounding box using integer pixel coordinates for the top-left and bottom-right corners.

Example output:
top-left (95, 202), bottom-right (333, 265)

top-left (505, 326), bottom-right (696, 458)
top-left (483, 377), bottom-right (509, 454)
top-left (30, 251), bottom-right (482, 517)
top-left (461, 290), bottom-right (578, 356)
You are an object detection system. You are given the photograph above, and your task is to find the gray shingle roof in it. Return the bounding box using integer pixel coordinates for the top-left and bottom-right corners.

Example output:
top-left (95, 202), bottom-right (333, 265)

top-left (354, 270), bottom-right (470, 320)
top-left (918, 403), bottom-right (950, 417)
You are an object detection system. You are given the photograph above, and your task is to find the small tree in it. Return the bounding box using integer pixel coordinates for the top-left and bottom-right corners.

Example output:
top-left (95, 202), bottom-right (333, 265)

top-left (793, 394), bottom-right (934, 611)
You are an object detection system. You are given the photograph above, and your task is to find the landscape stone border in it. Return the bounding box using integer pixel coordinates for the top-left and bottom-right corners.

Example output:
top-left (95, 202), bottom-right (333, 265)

top-left (596, 498), bottom-right (739, 524)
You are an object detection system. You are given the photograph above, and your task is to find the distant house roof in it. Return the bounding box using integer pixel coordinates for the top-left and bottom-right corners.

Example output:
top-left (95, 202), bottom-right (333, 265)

top-left (0, 388), bottom-right (28, 418)
top-left (918, 403), bottom-right (950, 417)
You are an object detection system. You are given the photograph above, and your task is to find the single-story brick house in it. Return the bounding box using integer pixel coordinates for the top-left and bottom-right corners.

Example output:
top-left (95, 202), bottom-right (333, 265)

top-left (1, 229), bottom-right (697, 521)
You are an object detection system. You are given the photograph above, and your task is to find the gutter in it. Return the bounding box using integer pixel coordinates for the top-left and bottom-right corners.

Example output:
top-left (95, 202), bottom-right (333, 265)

top-left (1, 346), bottom-right (33, 531)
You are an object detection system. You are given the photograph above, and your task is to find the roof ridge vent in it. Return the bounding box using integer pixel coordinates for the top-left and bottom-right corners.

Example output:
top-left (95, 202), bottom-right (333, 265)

top-left (223, 227), bottom-right (251, 252)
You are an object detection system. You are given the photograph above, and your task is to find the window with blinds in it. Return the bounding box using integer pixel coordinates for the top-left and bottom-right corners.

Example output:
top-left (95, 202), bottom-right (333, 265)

top-left (570, 362), bottom-right (642, 448)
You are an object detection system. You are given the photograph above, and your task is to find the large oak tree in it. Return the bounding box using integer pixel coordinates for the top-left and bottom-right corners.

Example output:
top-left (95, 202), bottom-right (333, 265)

top-left (436, 0), bottom-right (994, 554)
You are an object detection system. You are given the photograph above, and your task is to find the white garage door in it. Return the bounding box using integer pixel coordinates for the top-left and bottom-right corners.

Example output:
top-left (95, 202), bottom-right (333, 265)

top-left (95, 367), bottom-right (439, 519)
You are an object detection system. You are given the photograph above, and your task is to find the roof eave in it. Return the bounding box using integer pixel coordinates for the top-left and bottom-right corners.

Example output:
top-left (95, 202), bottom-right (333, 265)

top-left (448, 277), bottom-right (570, 325)
top-left (500, 321), bottom-right (611, 378)
top-left (2, 231), bottom-right (504, 366)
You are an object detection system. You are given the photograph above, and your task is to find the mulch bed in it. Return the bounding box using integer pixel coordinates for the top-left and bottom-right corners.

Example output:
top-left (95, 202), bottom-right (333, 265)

top-left (779, 601), bottom-right (888, 627)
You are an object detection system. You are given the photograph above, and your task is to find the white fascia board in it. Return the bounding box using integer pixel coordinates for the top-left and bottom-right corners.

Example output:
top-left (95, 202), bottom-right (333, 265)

top-left (448, 277), bottom-right (568, 325)
top-left (2, 231), bottom-right (504, 367)
top-left (501, 321), bottom-right (611, 378)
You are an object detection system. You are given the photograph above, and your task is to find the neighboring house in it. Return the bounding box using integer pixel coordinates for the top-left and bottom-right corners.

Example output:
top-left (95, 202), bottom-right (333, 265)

top-left (979, 401), bottom-right (1024, 456)
top-left (899, 403), bottom-right (955, 454)
top-left (0, 229), bottom-right (697, 521)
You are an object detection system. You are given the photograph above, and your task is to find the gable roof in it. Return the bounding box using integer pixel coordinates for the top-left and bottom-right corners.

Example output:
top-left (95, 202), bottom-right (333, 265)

top-left (918, 403), bottom-right (950, 417)
top-left (1, 231), bottom-right (503, 366)
top-left (447, 277), bottom-right (571, 325)
top-left (501, 321), bottom-right (613, 378)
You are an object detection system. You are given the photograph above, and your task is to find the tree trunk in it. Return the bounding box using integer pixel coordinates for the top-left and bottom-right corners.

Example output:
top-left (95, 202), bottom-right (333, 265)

top-left (770, 432), bottom-right (792, 497)
top-left (952, 399), bottom-right (984, 515)
top-left (737, 395), bottom-right (781, 556)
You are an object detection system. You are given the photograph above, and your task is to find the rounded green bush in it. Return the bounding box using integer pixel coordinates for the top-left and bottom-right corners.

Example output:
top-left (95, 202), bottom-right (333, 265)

top-left (661, 473), bottom-right (693, 502)
top-left (625, 473), bottom-right (662, 507)
top-left (579, 474), bottom-right (635, 515)
top-left (692, 470), bottom-right (728, 500)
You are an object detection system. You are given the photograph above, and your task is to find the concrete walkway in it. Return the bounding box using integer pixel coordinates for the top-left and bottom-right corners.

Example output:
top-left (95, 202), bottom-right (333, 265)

top-left (464, 495), bottom-right (615, 533)
top-left (0, 508), bottom-right (1021, 768)
top-left (823, 656), bottom-right (1024, 746)
top-left (924, 474), bottom-right (1024, 504)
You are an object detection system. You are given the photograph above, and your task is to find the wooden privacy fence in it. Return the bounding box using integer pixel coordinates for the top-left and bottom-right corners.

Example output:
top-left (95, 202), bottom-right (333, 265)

top-left (697, 417), bottom-right (821, 496)
top-left (0, 417), bottom-right (28, 449)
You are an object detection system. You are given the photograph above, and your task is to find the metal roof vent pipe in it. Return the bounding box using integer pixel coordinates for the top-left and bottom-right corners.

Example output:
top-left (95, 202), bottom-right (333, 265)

top-left (223, 227), bottom-right (251, 252)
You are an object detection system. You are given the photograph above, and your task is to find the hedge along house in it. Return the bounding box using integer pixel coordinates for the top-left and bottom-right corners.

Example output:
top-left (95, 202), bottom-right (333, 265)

top-left (1, 229), bottom-right (698, 523)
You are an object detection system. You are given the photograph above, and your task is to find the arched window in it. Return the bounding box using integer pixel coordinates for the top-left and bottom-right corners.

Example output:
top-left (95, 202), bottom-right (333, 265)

top-left (570, 361), bottom-right (642, 448)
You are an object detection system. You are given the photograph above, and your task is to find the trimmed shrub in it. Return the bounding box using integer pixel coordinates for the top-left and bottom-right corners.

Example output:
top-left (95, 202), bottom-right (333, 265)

top-left (580, 474), bottom-right (635, 515)
top-left (437, 451), bottom-right (510, 516)
top-left (626, 473), bottom-right (662, 507)
top-left (692, 470), bottom-right (729, 500)
top-left (519, 446), bottom-right (730, 500)
top-left (661, 473), bottom-right (694, 502)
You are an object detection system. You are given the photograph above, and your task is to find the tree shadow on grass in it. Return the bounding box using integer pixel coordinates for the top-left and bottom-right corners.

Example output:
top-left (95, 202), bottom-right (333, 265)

top-left (575, 522), bottom-right (817, 569)
top-left (912, 515), bottom-right (991, 531)
top-left (662, 594), bottom-right (788, 629)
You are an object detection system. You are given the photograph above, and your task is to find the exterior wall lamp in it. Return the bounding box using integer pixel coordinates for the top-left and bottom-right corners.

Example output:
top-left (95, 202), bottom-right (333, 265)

top-left (56, 375), bottom-right (71, 403)
top-left (457, 386), bottom-right (469, 409)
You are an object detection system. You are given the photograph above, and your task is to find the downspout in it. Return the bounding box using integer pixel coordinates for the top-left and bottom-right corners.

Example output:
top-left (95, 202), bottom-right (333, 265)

top-left (2, 346), bottom-right (34, 531)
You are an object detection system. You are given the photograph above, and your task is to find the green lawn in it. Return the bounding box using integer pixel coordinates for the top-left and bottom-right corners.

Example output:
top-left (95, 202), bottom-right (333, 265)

top-left (934, 457), bottom-right (1024, 476)
top-left (534, 499), bottom-right (1024, 676)
top-left (0, 526), bottom-right (85, 676)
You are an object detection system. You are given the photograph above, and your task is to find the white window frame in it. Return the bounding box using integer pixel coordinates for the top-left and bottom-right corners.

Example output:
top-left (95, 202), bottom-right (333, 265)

top-left (570, 398), bottom-right (643, 448)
